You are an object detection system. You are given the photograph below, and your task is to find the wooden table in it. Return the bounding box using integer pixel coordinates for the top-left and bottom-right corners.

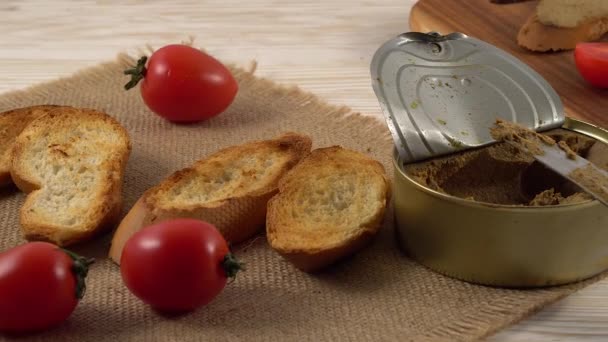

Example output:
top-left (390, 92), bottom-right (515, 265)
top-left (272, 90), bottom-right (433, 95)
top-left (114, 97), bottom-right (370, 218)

top-left (1, 1), bottom-right (607, 340)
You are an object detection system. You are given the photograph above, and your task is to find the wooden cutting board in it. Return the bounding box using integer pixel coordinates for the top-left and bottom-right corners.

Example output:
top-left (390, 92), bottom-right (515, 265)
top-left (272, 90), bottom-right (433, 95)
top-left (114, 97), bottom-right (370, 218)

top-left (409, 0), bottom-right (608, 127)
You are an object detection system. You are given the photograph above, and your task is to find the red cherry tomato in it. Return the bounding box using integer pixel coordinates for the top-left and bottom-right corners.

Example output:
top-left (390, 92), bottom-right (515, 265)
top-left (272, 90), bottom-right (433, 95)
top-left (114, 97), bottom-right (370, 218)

top-left (124, 44), bottom-right (238, 123)
top-left (574, 42), bottom-right (608, 88)
top-left (120, 219), bottom-right (242, 312)
top-left (0, 242), bottom-right (93, 333)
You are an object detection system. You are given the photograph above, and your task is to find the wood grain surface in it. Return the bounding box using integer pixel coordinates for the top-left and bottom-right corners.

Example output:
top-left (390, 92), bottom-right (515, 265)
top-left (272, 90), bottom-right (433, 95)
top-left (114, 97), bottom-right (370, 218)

top-left (410, 0), bottom-right (608, 127)
top-left (1, 1), bottom-right (608, 341)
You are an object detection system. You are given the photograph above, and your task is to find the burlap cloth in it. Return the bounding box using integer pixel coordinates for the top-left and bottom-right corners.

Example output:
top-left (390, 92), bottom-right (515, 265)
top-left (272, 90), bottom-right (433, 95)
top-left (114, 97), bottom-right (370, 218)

top-left (0, 55), bottom-right (603, 342)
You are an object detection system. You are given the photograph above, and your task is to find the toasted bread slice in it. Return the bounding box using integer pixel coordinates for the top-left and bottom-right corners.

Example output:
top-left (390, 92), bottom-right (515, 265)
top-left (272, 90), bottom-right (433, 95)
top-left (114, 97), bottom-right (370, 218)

top-left (11, 107), bottom-right (131, 246)
top-left (518, 13), bottom-right (608, 52)
top-left (0, 105), bottom-right (62, 186)
top-left (109, 132), bottom-right (312, 263)
top-left (537, 0), bottom-right (608, 28)
top-left (266, 146), bottom-right (390, 272)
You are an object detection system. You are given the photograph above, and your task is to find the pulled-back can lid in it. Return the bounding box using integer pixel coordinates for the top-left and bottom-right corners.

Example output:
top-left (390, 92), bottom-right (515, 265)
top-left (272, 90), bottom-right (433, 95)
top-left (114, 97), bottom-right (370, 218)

top-left (370, 32), bottom-right (564, 163)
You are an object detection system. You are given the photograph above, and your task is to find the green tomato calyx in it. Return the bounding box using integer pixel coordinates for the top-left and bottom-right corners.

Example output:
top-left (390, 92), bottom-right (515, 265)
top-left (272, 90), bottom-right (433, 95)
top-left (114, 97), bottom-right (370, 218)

top-left (61, 248), bottom-right (95, 300)
top-left (124, 56), bottom-right (148, 90)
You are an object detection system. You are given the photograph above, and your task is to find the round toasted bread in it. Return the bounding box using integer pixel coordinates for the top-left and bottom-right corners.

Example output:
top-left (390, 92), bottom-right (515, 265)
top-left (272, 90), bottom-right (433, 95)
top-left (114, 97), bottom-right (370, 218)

top-left (266, 146), bottom-right (390, 272)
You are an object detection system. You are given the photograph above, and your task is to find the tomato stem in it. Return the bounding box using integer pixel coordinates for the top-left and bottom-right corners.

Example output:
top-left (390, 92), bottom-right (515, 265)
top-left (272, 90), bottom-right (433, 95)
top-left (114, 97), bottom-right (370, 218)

top-left (61, 248), bottom-right (95, 300)
top-left (123, 56), bottom-right (148, 90)
top-left (221, 252), bottom-right (244, 281)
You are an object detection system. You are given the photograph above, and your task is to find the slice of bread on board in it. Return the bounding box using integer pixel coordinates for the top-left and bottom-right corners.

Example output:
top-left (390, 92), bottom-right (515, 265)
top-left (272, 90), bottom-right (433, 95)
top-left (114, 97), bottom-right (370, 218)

top-left (518, 0), bottom-right (608, 52)
top-left (0, 105), bottom-right (61, 187)
top-left (537, 0), bottom-right (608, 28)
top-left (518, 14), bottom-right (608, 52)
top-left (109, 132), bottom-right (312, 264)
top-left (266, 146), bottom-right (391, 272)
top-left (11, 106), bottom-right (131, 246)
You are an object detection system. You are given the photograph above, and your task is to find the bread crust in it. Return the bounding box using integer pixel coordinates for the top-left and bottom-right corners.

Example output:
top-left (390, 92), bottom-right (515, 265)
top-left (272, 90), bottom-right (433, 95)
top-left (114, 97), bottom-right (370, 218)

top-left (10, 107), bottom-right (131, 246)
top-left (518, 13), bottom-right (608, 52)
top-left (266, 146), bottom-right (391, 273)
top-left (537, 0), bottom-right (608, 28)
top-left (109, 132), bottom-right (312, 264)
top-left (268, 207), bottom-right (385, 273)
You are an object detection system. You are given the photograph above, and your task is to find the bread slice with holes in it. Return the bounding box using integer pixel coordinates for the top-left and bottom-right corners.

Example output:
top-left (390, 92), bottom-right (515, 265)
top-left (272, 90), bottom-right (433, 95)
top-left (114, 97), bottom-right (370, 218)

top-left (109, 132), bottom-right (312, 263)
top-left (0, 105), bottom-right (63, 187)
top-left (10, 107), bottom-right (131, 246)
top-left (266, 146), bottom-right (390, 272)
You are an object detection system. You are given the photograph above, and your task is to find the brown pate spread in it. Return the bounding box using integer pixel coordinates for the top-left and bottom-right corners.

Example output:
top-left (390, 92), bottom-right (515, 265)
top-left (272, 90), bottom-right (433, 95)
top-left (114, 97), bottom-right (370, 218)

top-left (405, 124), bottom-right (608, 206)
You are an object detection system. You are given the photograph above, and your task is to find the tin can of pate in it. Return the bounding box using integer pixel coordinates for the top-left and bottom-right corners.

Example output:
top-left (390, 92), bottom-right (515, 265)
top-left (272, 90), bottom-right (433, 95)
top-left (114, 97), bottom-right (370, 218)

top-left (370, 32), bottom-right (608, 287)
top-left (392, 118), bottom-right (608, 287)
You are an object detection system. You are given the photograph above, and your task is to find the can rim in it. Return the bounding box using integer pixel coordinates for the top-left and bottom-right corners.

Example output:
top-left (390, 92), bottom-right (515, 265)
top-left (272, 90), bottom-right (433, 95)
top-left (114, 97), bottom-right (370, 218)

top-left (393, 117), bottom-right (608, 211)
